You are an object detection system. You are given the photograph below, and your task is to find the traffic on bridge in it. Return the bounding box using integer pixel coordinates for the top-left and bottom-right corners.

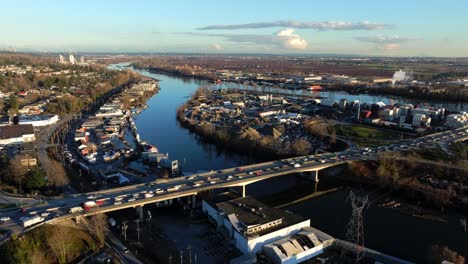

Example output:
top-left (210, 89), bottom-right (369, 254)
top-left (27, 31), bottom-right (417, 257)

top-left (1, 126), bottom-right (467, 242)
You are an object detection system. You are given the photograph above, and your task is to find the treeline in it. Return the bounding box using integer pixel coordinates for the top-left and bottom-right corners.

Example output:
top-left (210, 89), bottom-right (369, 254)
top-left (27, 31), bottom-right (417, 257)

top-left (177, 104), bottom-right (312, 160)
top-left (0, 154), bottom-right (69, 196)
top-left (0, 213), bottom-right (109, 264)
top-left (347, 151), bottom-right (467, 210)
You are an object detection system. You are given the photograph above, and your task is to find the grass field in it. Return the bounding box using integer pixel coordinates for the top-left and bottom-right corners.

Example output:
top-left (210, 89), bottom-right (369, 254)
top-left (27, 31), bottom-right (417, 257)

top-left (0, 203), bottom-right (15, 209)
top-left (335, 124), bottom-right (412, 147)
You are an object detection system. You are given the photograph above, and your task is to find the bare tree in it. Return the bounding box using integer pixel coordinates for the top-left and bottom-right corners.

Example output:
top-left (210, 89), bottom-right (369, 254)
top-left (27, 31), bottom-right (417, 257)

top-left (291, 138), bottom-right (311, 156)
top-left (30, 248), bottom-right (52, 264)
top-left (430, 244), bottom-right (465, 264)
top-left (88, 214), bottom-right (109, 247)
top-left (8, 155), bottom-right (29, 185)
top-left (45, 159), bottom-right (69, 189)
top-left (47, 225), bottom-right (71, 264)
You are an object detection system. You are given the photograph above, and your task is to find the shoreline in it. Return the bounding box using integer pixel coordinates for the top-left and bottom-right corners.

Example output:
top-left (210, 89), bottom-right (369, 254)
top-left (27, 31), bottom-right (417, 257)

top-left (133, 65), bottom-right (468, 104)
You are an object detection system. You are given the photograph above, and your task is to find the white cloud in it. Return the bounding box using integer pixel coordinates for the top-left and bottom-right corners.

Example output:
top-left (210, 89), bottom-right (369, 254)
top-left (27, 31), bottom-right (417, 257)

top-left (184, 29), bottom-right (308, 50)
top-left (354, 35), bottom-right (418, 50)
top-left (210, 43), bottom-right (223, 50)
top-left (276, 29), bottom-right (308, 50)
top-left (197, 20), bottom-right (392, 31)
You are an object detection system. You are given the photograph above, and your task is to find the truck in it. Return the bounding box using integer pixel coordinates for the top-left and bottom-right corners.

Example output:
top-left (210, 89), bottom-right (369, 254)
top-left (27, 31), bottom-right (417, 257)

top-left (83, 201), bottom-right (98, 210)
top-left (166, 185), bottom-right (181, 192)
top-left (69, 206), bottom-right (84, 214)
top-left (22, 216), bottom-right (44, 228)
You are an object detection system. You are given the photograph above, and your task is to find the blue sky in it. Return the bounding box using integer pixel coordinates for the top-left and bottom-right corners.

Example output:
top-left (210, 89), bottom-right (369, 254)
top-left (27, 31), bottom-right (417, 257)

top-left (1, 0), bottom-right (467, 56)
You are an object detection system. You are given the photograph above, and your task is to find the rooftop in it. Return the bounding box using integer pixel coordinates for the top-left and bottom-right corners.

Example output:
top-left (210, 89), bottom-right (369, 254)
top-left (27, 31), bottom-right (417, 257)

top-left (0, 124), bottom-right (34, 140)
top-left (215, 196), bottom-right (307, 239)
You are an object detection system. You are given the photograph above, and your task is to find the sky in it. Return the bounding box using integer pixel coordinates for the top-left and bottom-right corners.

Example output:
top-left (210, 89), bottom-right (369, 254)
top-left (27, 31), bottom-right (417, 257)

top-left (1, 0), bottom-right (468, 56)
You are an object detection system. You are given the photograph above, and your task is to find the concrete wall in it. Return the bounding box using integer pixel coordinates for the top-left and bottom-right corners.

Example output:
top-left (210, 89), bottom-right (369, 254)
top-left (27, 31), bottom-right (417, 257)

top-left (235, 220), bottom-right (311, 254)
top-left (264, 244), bottom-right (325, 264)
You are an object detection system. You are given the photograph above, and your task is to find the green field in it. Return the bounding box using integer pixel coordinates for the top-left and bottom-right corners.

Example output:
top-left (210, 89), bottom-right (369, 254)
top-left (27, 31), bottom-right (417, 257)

top-left (0, 203), bottom-right (15, 209)
top-left (335, 124), bottom-right (412, 147)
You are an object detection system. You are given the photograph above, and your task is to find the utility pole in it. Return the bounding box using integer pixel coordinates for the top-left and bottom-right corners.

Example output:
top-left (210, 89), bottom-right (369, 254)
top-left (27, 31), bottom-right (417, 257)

top-left (122, 221), bottom-right (128, 241)
top-left (187, 245), bottom-right (192, 264)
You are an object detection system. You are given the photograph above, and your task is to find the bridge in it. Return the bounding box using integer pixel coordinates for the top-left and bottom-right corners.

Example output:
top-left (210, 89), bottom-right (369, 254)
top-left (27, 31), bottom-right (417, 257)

top-left (0, 126), bottom-right (467, 242)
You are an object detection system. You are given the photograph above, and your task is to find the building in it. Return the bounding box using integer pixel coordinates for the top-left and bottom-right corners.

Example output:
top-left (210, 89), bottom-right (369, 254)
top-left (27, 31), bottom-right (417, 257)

top-left (263, 227), bottom-right (334, 264)
top-left (0, 124), bottom-right (35, 146)
top-left (202, 196), bottom-right (310, 254)
top-left (19, 114), bottom-right (59, 127)
top-left (446, 112), bottom-right (468, 128)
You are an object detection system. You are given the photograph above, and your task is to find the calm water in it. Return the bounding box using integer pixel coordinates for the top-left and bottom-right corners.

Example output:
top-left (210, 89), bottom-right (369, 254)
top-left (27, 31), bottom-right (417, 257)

top-left (109, 63), bottom-right (468, 262)
top-left (109, 63), bottom-right (254, 172)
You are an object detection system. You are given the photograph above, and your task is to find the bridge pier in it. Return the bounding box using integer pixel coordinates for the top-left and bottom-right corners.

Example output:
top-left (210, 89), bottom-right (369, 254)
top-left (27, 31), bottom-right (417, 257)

top-left (192, 194), bottom-right (197, 208)
top-left (75, 216), bottom-right (84, 225)
top-left (242, 185), bottom-right (246, 197)
top-left (136, 205), bottom-right (144, 220)
top-left (313, 170), bottom-right (319, 182)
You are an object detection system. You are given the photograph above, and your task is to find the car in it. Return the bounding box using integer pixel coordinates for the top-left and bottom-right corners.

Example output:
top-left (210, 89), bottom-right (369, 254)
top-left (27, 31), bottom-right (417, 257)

top-left (237, 175), bottom-right (243, 179)
top-left (19, 216), bottom-right (29, 221)
top-left (127, 198), bottom-right (136, 202)
top-left (248, 171), bottom-right (254, 175)
top-left (114, 201), bottom-right (122, 205)
top-left (41, 212), bottom-right (50, 217)
top-left (294, 163), bottom-right (301, 168)
top-left (122, 247), bottom-right (129, 254)
top-left (0, 217), bottom-right (10, 222)
top-left (320, 159), bottom-right (326, 163)
top-left (17, 208), bottom-right (26, 213)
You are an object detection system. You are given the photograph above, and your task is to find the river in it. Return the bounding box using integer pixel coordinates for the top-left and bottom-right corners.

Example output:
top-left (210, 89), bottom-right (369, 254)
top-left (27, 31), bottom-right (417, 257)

top-left (109, 63), bottom-right (468, 262)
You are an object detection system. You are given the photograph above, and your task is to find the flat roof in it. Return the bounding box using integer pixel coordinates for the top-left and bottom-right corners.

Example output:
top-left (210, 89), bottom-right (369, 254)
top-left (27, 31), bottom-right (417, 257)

top-left (0, 124), bottom-right (34, 140)
top-left (215, 196), bottom-right (307, 238)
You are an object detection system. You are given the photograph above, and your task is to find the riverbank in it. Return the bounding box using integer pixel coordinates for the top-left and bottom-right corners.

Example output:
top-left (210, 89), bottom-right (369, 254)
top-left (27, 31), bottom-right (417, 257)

top-left (117, 65), bottom-right (468, 262)
top-left (133, 65), bottom-right (468, 104)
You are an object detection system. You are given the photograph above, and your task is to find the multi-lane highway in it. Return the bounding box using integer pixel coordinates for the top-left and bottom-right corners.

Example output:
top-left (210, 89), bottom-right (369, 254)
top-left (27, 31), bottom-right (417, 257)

top-left (0, 126), bottom-right (467, 242)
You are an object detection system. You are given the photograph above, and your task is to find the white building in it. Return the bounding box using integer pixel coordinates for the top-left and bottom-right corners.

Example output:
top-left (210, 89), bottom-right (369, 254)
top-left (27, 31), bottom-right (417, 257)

top-left (69, 55), bottom-right (76, 65)
top-left (19, 114), bottom-right (59, 127)
top-left (263, 227), bottom-right (335, 264)
top-left (202, 196), bottom-right (310, 255)
top-left (0, 124), bottom-right (35, 146)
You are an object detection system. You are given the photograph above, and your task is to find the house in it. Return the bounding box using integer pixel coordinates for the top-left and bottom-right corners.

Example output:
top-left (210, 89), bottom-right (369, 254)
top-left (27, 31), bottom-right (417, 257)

top-left (0, 124), bottom-right (35, 146)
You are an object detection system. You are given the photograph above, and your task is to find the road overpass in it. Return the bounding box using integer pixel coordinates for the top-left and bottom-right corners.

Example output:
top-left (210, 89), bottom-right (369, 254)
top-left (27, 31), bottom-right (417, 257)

top-left (1, 126), bottom-right (467, 242)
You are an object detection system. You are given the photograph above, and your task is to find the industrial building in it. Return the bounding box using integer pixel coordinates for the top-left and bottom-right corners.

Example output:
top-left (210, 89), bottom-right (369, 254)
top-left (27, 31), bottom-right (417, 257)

top-left (202, 196), bottom-right (310, 254)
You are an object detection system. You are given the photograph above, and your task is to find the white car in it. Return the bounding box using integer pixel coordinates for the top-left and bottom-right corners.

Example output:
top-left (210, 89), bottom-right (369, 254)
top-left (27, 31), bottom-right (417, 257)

top-left (41, 212), bottom-right (50, 217)
top-left (294, 163), bottom-right (301, 168)
top-left (114, 201), bottom-right (122, 205)
top-left (0, 217), bottom-right (10, 222)
top-left (127, 198), bottom-right (136, 202)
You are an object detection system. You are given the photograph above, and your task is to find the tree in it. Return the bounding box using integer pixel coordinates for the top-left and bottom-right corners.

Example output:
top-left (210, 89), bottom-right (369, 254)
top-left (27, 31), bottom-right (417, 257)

top-left (430, 244), bottom-right (465, 264)
top-left (6, 94), bottom-right (18, 114)
top-left (45, 159), bottom-right (69, 189)
top-left (24, 167), bottom-right (47, 191)
top-left (8, 155), bottom-right (28, 186)
top-left (291, 138), bottom-right (311, 156)
top-left (47, 226), bottom-right (71, 264)
top-left (88, 214), bottom-right (109, 247)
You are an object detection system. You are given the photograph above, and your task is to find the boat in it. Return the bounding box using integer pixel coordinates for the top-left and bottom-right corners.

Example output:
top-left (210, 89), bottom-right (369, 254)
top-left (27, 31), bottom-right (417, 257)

top-left (141, 143), bottom-right (158, 153)
top-left (309, 85), bottom-right (324, 91)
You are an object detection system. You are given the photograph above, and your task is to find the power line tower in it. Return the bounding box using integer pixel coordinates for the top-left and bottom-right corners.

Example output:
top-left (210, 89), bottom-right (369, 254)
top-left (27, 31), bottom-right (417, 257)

top-left (343, 190), bottom-right (369, 263)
